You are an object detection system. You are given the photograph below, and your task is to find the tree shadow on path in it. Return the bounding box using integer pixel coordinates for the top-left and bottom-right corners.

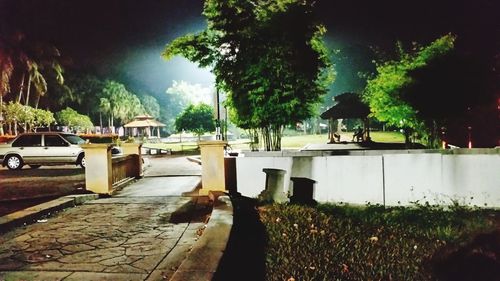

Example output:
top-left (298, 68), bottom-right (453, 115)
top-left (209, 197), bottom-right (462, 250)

top-left (213, 195), bottom-right (267, 281)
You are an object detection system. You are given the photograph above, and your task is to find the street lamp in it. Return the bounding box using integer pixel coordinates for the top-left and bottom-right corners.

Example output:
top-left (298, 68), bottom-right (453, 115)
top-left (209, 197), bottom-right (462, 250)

top-left (215, 88), bottom-right (222, 140)
top-left (467, 126), bottom-right (472, 149)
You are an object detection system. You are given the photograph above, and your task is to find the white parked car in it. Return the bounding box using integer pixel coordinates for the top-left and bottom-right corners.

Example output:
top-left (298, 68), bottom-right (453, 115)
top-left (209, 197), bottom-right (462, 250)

top-left (0, 132), bottom-right (86, 170)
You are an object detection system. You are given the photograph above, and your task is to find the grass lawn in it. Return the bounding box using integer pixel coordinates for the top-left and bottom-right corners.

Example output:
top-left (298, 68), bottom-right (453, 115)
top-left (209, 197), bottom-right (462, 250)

top-left (259, 203), bottom-right (499, 281)
top-left (144, 131), bottom-right (406, 152)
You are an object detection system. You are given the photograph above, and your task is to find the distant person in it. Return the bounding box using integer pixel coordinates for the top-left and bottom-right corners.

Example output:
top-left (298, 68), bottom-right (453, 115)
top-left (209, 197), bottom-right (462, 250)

top-left (353, 127), bottom-right (363, 142)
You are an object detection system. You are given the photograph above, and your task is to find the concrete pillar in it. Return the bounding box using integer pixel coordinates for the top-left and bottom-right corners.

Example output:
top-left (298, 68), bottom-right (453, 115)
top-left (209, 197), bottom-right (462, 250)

top-left (259, 168), bottom-right (287, 203)
top-left (81, 144), bottom-right (112, 194)
top-left (121, 142), bottom-right (143, 177)
top-left (198, 140), bottom-right (227, 195)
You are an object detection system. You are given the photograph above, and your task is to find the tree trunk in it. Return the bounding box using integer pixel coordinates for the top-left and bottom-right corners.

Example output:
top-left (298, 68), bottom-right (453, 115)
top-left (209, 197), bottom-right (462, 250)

top-left (17, 72), bottom-right (25, 103)
top-left (404, 128), bottom-right (411, 147)
top-left (0, 94), bottom-right (3, 135)
top-left (261, 125), bottom-right (282, 151)
top-left (248, 129), bottom-right (259, 151)
top-left (99, 112), bottom-right (103, 134)
top-left (25, 75), bottom-right (32, 106)
top-left (35, 93), bottom-right (41, 109)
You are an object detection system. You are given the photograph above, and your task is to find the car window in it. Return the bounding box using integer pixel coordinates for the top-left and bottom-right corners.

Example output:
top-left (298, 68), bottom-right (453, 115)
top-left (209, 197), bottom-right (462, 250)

top-left (61, 134), bottom-right (86, 145)
top-left (45, 135), bottom-right (68, 147)
top-left (12, 135), bottom-right (42, 147)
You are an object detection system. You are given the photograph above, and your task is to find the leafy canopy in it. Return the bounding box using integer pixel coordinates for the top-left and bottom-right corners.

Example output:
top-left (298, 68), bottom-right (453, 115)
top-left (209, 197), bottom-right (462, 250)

top-left (363, 34), bottom-right (456, 138)
top-left (163, 0), bottom-right (333, 150)
top-left (56, 107), bottom-right (93, 131)
top-left (175, 103), bottom-right (215, 139)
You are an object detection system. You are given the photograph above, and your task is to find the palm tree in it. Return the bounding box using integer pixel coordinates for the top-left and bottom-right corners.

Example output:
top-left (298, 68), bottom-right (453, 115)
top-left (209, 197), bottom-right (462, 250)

top-left (99, 97), bottom-right (112, 133)
top-left (0, 46), bottom-right (14, 135)
top-left (4, 32), bottom-right (64, 109)
top-left (33, 45), bottom-right (64, 108)
top-left (25, 62), bottom-right (47, 107)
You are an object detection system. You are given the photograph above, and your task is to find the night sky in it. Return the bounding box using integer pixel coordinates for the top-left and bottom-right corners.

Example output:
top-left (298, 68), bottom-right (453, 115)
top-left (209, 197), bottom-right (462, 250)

top-left (1, 0), bottom-right (498, 95)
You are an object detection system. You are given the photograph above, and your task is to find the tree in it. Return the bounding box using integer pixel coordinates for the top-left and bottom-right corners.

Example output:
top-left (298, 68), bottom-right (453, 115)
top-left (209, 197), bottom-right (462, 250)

top-left (1, 102), bottom-right (52, 133)
top-left (56, 107), bottom-right (93, 133)
top-left (4, 102), bottom-right (26, 135)
top-left (0, 43), bottom-right (14, 135)
top-left (162, 80), bottom-right (213, 133)
top-left (364, 34), bottom-right (497, 147)
top-left (175, 104), bottom-right (215, 140)
top-left (33, 108), bottom-right (55, 130)
top-left (163, 0), bottom-right (334, 150)
top-left (363, 35), bottom-right (456, 146)
top-left (60, 72), bottom-right (105, 117)
top-left (140, 95), bottom-right (160, 119)
top-left (100, 80), bottom-right (144, 131)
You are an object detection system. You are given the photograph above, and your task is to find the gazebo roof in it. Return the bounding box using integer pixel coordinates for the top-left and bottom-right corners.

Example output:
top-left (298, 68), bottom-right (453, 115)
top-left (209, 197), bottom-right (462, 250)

top-left (124, 118), bottom-right (166, 128)
top-left (320, 92), bottom-right (370, 120)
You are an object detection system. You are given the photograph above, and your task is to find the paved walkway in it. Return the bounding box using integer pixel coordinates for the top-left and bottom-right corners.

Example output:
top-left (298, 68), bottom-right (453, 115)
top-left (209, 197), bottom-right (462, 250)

top-left (0, 156), bottom-right (206, 281)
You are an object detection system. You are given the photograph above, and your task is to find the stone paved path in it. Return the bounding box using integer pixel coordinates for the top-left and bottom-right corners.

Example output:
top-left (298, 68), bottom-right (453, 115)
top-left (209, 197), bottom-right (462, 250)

top-left (0, 156), bottom-right (206, 281)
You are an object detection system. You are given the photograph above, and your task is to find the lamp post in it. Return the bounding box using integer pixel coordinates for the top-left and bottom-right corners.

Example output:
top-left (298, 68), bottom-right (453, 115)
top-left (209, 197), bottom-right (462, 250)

top-left (467, 126), bottom-right (472, 149)
top-left (215, 88), bottom-right (222, 140)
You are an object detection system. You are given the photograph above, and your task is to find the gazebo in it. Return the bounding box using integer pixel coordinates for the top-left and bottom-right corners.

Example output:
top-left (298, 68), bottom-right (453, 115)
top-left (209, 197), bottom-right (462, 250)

top-left (320, 92), bottom-right (371, 143)
top-left (124, 115), bottom-right (166, 139)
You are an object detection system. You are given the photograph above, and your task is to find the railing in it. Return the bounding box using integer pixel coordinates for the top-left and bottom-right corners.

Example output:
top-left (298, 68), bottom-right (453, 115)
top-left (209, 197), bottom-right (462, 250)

top-left (81, 143), bottom-right (142, 195)
top-left (112, 154), bottom-right (140, 188)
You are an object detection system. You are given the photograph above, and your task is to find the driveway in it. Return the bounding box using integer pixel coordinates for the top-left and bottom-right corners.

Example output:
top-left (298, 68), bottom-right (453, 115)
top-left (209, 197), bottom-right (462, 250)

top-left (0, 155), bottom-right (207, 281)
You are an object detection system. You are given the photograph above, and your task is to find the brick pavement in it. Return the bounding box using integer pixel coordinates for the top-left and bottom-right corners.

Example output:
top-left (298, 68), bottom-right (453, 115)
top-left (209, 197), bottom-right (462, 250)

top-left (0, 156), bottom-right (208, 281)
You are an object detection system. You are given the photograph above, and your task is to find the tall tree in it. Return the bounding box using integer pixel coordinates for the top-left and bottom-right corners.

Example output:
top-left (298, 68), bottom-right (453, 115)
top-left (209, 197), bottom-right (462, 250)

top-left (0, 41), bottom-right (14, 135)
top-left (100, 80), bottom-right (144, 130)
top-left (163, 0), bottom-right (333, 150)
top-left (140, 95), bottom-right (160, 119)
top-left (363, 34), bottom-right (495, 147)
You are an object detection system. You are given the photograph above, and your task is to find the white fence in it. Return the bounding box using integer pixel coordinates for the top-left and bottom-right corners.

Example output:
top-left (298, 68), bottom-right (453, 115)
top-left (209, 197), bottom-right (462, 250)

top-left (235, 149), bottom-right (500, 207)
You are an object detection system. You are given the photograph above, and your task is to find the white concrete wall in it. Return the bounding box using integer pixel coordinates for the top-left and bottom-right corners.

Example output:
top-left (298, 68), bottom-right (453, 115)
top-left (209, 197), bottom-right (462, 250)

top-left (235, 156), bottom-right (293, 197)
top-left (235, 150), bottom-right (500, 207)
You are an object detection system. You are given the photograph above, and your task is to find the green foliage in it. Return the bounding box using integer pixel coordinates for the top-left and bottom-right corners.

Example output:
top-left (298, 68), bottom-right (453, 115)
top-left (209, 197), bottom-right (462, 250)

top-left (33, 108), bottom-right (55, 128)
top-left (174, 103), bottom-right (215, 139)
top-left (363, 34), bottom-right (456, 146)
top-left (139, 95), bottom-right (160, 119)
top-left (56, 107), bottom-right (93, 132)
top-left (60, 73), bottom-right (105, 116)
top-left (101, 80), bottom-right (143, 126)
top-left (163, 0), bottom-right (333, 150)
top-left (260, 203), bottom-right (496, 281)
top-left (2, 102), bottom-right (54, 133)
top-left (56, 73), bottom-right (149, 130)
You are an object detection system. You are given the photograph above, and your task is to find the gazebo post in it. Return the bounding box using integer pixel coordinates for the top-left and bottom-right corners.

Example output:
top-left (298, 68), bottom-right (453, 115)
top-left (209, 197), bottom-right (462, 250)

top-left (364, 118), bottom-right (371, 141)
top-left (328, 118), bottom-right (334, 143)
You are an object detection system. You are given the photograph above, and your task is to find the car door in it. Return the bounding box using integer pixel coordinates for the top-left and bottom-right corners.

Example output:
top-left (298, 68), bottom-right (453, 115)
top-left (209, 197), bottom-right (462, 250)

top-left (11, 134), bottom-right (43, 164)
top-left (43, 134), bottom-right (75, 164)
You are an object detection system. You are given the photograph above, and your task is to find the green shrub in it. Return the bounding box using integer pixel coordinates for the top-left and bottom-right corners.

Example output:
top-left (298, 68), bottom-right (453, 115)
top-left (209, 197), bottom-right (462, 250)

top-left (259, 203), bottom-right (496, 281)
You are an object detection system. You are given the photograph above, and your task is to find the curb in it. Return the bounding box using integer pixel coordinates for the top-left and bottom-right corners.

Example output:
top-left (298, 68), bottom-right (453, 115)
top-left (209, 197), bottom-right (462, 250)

top-left (0, 194), bottom-right (99, 233)
top-left (169, 194), bottom-right (233, 281)
top-left (186, 156), bottom-right (202, 165)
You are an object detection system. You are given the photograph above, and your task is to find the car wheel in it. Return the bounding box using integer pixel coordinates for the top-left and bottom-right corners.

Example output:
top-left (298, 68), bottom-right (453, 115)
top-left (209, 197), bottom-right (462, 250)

top-left (6, 155), bottom-right (23, 170)
top-left (29, 165), bottom-right (42, 169)
top-left (78, 154), bottom-right (86, 168)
